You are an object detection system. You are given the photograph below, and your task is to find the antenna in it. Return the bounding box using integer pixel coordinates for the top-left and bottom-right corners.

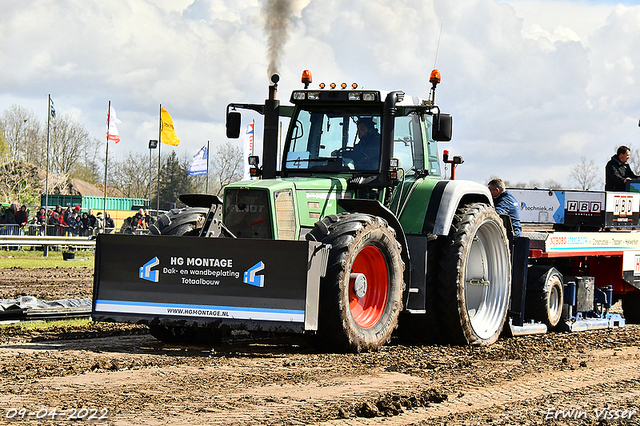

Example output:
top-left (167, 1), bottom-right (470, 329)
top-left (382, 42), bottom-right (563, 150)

top-left (433, 23), bottom-right (443, 69)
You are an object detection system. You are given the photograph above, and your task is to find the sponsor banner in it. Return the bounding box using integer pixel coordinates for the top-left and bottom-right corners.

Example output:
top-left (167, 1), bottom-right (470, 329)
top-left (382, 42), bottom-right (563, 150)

top-left (622, 250), bottom-right (640, 279)
top-left (94, 300), bottom-right (304, 322)
top-left (509, 189), bottom-right (563, 224)
top-left (94, 234), bottom-right (313, 324)
top-left (545, 232), bottom-right (640, 253)
top-left (605, 192), bottom-right (640, 227)
top-left (564, 191), bottom-right (604, 227)
top-left (509, 189), bottom-right (606, 226)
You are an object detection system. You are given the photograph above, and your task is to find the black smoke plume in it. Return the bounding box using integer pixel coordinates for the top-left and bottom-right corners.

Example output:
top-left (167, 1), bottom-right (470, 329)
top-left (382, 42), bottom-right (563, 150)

top-left (262, 0), bottom-right (293, 78)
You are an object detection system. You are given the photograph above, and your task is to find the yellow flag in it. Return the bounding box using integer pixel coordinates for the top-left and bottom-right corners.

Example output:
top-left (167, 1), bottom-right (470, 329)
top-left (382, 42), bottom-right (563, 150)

top-left (160, 107), bottom-right (180, 146)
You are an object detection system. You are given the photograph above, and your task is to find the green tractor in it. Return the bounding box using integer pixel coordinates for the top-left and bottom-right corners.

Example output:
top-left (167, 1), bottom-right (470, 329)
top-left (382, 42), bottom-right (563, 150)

top-left (96, 70), bottom-right (512, 352)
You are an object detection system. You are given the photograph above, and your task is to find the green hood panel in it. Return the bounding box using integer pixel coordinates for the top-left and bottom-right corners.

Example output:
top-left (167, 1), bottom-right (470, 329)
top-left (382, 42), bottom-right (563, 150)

top-left (290, 177), bottom-right (354, 228)
top-left (397, 178), bottom-right (440, 235)
top-left (225, 177), bottom-right (355, 236)
top-left (225, 176), bottom-right (442, 237)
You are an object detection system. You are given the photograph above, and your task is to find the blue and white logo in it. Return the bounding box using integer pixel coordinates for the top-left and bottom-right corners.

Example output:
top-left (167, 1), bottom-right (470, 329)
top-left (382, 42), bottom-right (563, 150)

top-left (243, 261), bottom-right (265, 287)
top-left (139, 257), bottom-right (160, 283)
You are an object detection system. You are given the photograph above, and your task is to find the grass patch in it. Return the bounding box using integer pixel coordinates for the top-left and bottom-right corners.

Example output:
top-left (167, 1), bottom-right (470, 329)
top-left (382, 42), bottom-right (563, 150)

top-left (0, 317), bottom-right (92, 330)
top-left (0, 248), bottom-right (94, 268)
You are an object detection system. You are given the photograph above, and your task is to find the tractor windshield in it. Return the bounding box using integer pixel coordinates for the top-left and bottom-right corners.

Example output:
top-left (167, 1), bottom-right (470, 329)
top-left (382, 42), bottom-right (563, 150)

top-left (284, 109), bottom-right (382, 172)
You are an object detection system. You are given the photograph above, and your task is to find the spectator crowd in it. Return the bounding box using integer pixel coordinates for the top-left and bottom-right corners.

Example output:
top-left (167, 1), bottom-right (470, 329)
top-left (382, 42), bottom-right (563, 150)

top-left (0, 203), bottom-right (124, 237)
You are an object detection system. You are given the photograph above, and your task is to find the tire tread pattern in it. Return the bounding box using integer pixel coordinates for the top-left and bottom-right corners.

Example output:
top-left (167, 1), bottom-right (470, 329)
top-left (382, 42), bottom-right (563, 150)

top-left (308, 212), bottom-right (404, 352)
top-left (437, 203), bottom-right (510, 346)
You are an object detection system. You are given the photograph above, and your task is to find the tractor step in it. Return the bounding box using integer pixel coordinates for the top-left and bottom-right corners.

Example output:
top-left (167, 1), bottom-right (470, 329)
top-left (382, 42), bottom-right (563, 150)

top-left (507, 319), bottom-right (548, 337)
top-left (563, 313), bottom-right (625, 332)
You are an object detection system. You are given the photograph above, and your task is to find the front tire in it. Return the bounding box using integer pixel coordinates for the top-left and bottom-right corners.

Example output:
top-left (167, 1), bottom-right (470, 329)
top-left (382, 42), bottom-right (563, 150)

top-left (438, 203), bottom-right (511, 345)
top-left (308, 213), bottom-right (404, 352)
top-left (149, 207), bottom-right (209, 236)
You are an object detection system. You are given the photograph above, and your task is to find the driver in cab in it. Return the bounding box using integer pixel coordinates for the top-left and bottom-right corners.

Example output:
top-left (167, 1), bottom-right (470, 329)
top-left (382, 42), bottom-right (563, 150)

top-left (350, 117), bottom-right (381, 170)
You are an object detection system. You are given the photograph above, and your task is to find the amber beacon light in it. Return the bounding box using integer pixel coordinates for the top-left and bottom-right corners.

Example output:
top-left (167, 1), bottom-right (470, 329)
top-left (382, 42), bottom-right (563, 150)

top-left (429, 69), bottom-right (441, 85)
top-left (301, 70), bottom-right (312, 89)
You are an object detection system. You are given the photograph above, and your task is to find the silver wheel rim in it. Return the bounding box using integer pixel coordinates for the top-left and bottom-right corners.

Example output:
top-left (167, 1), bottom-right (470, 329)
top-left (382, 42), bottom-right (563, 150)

top-left (464, 218), bottom-right (511, 341)
top-left (548, 279), bottom-right (561, 320)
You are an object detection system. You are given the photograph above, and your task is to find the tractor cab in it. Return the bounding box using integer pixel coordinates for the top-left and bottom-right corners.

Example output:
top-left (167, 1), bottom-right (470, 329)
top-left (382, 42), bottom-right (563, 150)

top-left (226, 70), bottom-right (452, 191)
top-left (281, 70), bottom-right (452, 190)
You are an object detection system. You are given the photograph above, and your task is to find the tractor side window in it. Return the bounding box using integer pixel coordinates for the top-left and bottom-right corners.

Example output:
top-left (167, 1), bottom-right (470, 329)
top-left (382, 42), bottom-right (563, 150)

top-left (393, 115), bottom-right (424, 174)
top-left (423, 115), bottom-right (441, 177)
top-left (285, 110), bottom-right (351, 169)
top-left (286, 110), bottom-right (316, 169)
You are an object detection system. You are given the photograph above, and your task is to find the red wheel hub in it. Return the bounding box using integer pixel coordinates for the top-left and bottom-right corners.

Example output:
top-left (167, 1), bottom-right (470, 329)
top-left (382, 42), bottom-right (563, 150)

top-left (349, 245), bottom-right (389, 328)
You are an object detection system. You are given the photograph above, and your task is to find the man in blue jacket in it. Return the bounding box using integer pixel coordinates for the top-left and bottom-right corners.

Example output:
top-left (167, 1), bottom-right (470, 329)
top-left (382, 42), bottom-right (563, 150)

top-left (488, 178), bottom-right (522, 237)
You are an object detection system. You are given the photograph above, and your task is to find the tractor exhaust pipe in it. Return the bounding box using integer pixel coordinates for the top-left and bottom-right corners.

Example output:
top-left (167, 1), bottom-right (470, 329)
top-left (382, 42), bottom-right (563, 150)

top-left (263, 74), bottom-right (280, 180)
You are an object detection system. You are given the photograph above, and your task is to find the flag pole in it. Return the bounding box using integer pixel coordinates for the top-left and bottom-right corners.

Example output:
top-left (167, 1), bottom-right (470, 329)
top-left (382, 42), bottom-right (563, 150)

top-left (251, 119), bottom-right (255, 155)
top-left (45, 95), bottom-right (51, 217)
top-left (206, 140), bottom-right (210, 194)
top-left (157, 104), bottom-right (162, 217)
top-left (103, 101), bottom-right (111, 226)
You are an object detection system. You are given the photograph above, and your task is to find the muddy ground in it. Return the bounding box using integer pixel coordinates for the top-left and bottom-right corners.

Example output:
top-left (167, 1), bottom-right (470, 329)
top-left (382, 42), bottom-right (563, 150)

top-left (0, 267), bottom-right (639, 425)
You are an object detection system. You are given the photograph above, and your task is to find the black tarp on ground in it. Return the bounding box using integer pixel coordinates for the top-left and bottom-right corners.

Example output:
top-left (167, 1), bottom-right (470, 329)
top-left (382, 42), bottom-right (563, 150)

top-left (0, 296), bottom-right (92, 321)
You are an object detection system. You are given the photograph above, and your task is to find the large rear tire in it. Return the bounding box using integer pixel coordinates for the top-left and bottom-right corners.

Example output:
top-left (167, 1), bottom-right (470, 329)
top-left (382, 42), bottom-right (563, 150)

top-left (525, 266), bottom-right (564, 329)
top-left (438, 203), bottom-right (511, 345)
top-left (622, 292), bottom-right (640, 324)
top-left (308, 213), bottom-right (404, 352)
top-left (149, 207), bottom-right (209, 236)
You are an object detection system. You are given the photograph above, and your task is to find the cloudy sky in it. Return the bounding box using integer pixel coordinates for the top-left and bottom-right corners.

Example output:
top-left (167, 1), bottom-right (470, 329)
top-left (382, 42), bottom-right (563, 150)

top-left (2, 0), bottom-right (640, 189)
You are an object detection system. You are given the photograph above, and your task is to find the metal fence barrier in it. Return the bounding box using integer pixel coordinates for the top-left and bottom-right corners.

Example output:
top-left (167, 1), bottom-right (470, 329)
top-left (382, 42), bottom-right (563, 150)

top-left (0, 223), bottom-right (116, 237)
top-left (0, 223), bottom-right (152, 252)
top-left (0, 234), bottom-right (96, 251)
top-left (0, 223), bottom-right (119, 253)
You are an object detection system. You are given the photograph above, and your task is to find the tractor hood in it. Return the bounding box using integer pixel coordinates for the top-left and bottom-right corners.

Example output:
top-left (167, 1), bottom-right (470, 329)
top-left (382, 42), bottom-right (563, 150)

top-left (223, 177), bottom-right (355, 240)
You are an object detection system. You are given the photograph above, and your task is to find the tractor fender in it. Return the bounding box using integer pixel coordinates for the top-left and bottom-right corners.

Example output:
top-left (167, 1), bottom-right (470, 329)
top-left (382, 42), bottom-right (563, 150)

top-left (179, 193), bottom-right (222, 208)
top-left (423, 180), bottom-right (494, 236)
top-left (337, 198), bottom-right (411, 293)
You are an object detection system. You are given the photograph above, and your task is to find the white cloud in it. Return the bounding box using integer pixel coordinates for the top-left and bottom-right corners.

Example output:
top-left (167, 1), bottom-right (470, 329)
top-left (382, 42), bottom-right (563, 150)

top-left (1, 0), bottom-right (640, 190)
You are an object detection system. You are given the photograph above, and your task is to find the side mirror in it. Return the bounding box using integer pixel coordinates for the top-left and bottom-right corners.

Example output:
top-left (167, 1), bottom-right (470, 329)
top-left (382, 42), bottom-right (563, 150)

top-left (433, 113), bottom-right (452, 142)
top-left (226, 111), bottom-right (242, 139)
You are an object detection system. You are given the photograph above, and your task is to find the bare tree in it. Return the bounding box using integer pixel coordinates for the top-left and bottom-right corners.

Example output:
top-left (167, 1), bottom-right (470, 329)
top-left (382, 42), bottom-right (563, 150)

top-left (570, 156), bottom-right (601, 190)
top-left (0, 130), bottom-right (8, 160)
top-left (210, 142), bottom-right (244, 195)
top-left (111, 151), bottom-right (155, 199)
top-left (74, 136), bottom-right (103, 184)
top-left (544, 179), bottom-right (563, 189)
top-left (503, 180), bottom-right (528, 188)
top-left (48, 113), bottom-right (96, 175)
top-left (0, 105), bottom-right (43, 165)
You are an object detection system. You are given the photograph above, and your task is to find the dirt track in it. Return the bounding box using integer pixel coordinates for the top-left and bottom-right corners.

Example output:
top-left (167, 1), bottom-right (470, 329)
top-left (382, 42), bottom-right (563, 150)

top-left (1, 267), bottom-right (639, 425)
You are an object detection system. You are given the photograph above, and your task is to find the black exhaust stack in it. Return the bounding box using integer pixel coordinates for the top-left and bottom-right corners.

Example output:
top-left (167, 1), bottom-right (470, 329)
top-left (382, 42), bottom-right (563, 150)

top-left (262, 74), bottom-right (280, 179)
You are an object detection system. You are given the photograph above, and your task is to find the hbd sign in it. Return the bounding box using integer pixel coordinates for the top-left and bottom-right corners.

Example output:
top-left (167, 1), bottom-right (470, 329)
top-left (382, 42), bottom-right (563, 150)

top-left (567, 200), bottom-right (602, 214)
top-left (613, 195), bottom-right (634, 217)
top-left (605, 192), bottom-right (640, 227)
top-left (564, 191), bottom-right (605, 228)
